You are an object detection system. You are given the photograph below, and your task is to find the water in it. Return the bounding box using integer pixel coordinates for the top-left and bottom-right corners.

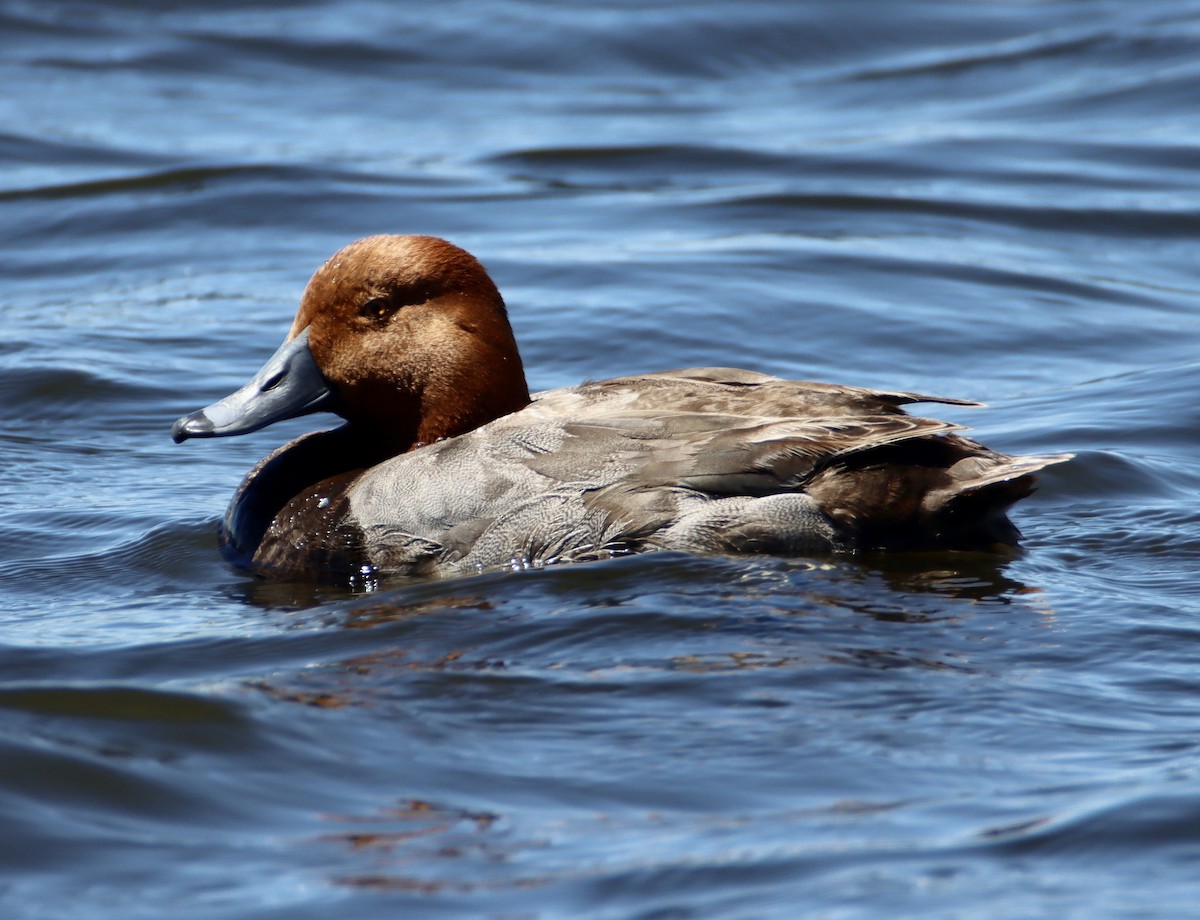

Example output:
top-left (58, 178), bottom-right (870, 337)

top-left (2, 1), bottom-right (1199, 916)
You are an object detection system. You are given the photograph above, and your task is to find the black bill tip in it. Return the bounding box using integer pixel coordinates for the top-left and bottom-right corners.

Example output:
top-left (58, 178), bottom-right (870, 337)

top-left (171, 411), bottom-right (215, 443)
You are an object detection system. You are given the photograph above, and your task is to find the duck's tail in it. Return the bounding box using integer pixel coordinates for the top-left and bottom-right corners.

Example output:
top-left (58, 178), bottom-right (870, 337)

top-left (922, 452), bottom-right (1073, 548)
top-left (806, 440), bottom-right (1072, 551)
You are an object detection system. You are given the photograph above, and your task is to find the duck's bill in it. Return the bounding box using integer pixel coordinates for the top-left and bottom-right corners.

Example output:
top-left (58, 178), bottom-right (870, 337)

top-left (171, 328), bottom-right (338, 443)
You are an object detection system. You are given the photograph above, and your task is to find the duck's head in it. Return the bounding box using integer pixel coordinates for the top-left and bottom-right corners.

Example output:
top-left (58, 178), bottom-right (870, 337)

top-left (172, 235), bottom-right (531, 451)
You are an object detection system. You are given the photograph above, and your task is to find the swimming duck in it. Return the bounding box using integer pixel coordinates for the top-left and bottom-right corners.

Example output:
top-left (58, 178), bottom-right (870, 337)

top-left (173, 235), bottom-right (1067, 580)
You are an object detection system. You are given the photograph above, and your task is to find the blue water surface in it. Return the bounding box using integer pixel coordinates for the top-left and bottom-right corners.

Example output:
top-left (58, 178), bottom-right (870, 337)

top-left (2, 2), bottom-right (1199, 917)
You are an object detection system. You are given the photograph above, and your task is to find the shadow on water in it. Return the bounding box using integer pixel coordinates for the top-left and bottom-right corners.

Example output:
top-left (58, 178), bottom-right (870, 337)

top-left (222, 547), bottom-right (1059, 722)
top-left (228, 544), bottom-right (1046, 622)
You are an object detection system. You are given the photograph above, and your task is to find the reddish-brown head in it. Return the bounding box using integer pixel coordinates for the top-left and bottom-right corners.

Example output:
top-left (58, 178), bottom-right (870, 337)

top-left (288, 235), bottom-right (531, 447)
top-left (172, 235), bottom-right (532, 451)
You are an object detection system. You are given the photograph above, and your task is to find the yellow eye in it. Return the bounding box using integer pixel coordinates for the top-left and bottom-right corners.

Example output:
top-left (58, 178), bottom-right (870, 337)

top-left (361, 297), bottom-right (392, 320)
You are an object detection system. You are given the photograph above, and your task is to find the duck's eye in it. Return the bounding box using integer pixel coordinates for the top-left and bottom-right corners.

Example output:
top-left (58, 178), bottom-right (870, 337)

top-left (360, 297), bottom-right (395, 321)
top-left (359, 286), bottom-right (434, 321)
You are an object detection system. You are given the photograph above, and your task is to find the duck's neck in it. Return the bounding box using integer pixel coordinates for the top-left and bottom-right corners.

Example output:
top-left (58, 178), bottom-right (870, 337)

top-left (412, 371), bottom-right (531, 450)
top-left (333, 294), bottom-right (534, 453)
top-left (344, 374), bottom-right (531, 456)
top-left (400, 316), bottom-right (533, 450)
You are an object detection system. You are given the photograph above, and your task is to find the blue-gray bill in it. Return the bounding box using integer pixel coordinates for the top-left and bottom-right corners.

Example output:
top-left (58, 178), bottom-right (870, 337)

top-left (171, 328), bottom-right (337, 443)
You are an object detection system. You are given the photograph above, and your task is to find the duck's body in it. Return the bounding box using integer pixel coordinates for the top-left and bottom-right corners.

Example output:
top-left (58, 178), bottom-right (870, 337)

top-left (174, 235), bottom-right (1067, 581)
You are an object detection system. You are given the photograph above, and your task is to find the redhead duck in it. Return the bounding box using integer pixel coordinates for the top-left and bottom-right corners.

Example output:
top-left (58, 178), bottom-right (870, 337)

top-left (173, 235), bottom-right (1068, 580)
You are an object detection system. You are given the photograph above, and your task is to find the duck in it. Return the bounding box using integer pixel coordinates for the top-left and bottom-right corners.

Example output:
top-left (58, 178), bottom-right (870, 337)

top-left (172, 234), bottom-right (1069, 581)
